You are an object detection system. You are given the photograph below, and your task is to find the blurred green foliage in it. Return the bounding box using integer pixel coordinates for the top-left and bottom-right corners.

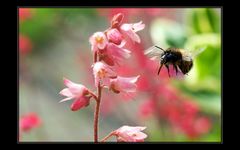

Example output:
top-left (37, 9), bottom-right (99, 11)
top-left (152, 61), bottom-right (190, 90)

top-left (187, 8), bottom-right (220, 34)
top-left (20, 8), bottom-right (98, 53)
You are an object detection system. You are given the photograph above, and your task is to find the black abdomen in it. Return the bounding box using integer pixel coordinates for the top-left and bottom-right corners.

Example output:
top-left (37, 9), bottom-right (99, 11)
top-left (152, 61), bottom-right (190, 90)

top-left (178, 60), bottom-right (193, 74)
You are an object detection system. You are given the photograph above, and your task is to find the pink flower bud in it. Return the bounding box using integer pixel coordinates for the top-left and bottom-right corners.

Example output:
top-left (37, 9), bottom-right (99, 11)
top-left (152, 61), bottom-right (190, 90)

top-left (111, 13), bottom-right (124, 28)
top-left (89, 32), bottom-right (108, 51)
top-left (59, 78), bottom-right (91, 111)
top-left (120, 21), bottom-right (145, 43)
top-left (107, 28), bottom-right (123, 45)
top-left (114, 126), bottom-right (147, 142)
top-left (71, 96), bottom-right (91, 111)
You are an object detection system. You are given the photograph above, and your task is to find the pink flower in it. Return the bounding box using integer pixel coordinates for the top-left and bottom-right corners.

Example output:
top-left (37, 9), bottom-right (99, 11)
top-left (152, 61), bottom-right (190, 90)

top-left (109, 75), bottom-right (140, 94)
top-left (59, 78), bottom-right (91, 111)
top-left (19, 113), bottom-right (41, 132)
top-left (89, 32), bottom-right (108, 52)
top-left (193, 117), bottom-right (211, 135)
top-left (182, 100), bottom-right (199, 116)
top-left (114, 126), bottom-right (147, 142)
top-left (120, 21), bottom-right (145, 43)
top-left (106, 42), bottom-right (131, 65)
top-left (107, 28), bottom-right (123, 45)
top-left (92, 62), bottom-right (117, 87)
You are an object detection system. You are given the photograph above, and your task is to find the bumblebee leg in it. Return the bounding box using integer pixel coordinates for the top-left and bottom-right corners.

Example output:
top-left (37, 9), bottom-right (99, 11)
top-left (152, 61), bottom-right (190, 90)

top-left (157, 63), bottom-right (164, 75)
top-left (165, 64), bottom-right (170, 77)
top-left (173, 65), bottom-right (178, 76)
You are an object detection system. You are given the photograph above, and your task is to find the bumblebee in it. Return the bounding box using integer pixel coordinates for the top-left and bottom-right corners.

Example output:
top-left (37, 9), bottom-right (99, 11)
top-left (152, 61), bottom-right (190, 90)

top-left (144, 45), bottom-right (205, 77)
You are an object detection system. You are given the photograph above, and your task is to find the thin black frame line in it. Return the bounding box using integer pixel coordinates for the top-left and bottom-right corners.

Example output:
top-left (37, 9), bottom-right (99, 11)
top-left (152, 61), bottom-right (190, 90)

top-left (17, 7), bottom-right (223, 144)
top-left (17, 6), bottom-right (223, 8)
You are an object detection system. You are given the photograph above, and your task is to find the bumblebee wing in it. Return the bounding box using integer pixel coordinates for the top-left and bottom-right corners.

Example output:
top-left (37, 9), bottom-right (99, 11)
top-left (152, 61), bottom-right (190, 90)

top-left (181, 47), bottom-right (207, 61)
top-left (189, 47), bottom-right (207, 58)
top-left (179, 49), bottom-right (192, 61)
top-left (144, 45), bottom-right (164, 61)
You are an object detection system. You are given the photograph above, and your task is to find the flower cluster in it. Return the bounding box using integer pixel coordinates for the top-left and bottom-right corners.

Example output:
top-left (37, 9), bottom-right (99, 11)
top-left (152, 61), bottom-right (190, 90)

top-left (59, 13), bottom-right (147, 142)
top-left (139, 84), bottom-right (211, 138)
top-left (90, 13), bottom-right (144, 91)
top-left (59, 78), bottom-right (93, 111)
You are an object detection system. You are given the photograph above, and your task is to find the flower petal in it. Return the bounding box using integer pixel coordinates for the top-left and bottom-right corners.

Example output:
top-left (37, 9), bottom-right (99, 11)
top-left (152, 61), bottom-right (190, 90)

top-left (63, 77), bottom-right (75, 88)
top-left (89, 32), bottom-right (108, 50)
top-left (59, 97), bottom-right (73, 103)
top-left (120, 22), bottom-right (144, 43)
top-left (114, 126), bottom-right (147, 142)
top-left (107, 43), bottom-right (131, 62)
top-left (119, 39), bottom-right (126, 48)
top-left (129, 75), bottom-right (140, 83)
top-left (122, 28), bottom-right (140, 43)
top-left (120, 23), bottom-right (131, 31)
top-left (71, 96), bottom-right (90, 111)
top-left (63, 78), bottom-right (88, 96)
top-left (132, 21), bottom-right (145, 32)
top-left (111, 76), bottom-right (140, 93)
top-left (98, 40), bottom-right (108, 50)
top-left (59, 88), bottom-right (73, 97)
top-left (107, 28), bottom-right (123, 45)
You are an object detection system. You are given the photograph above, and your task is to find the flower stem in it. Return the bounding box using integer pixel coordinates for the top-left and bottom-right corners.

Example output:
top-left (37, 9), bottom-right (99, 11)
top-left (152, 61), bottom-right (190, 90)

top-left (100, 131), bottom-right (115, 142)
top-left (88, 90), bottom-right (98, 102)
top-left (94, 82), bottom-right (102, 143)
top-left (94, 51), bottom-right (97, 63)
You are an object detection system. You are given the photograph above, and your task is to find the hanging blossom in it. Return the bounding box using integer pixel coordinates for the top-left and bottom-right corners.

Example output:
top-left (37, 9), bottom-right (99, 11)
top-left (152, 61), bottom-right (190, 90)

top-left (109, 75), bottom-right (140, 94)
top-left (59, 13), bottom-right (146, 142)
top-left (101, 126), bottom-right (147, 142)
top-left (114, 126), bottom-right (147, 142)
top-left (59, 78), bottom-right (94, 111)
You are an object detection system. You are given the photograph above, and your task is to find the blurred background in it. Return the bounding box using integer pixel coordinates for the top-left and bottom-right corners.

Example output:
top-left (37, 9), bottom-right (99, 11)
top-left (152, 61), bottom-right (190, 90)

top-left (19, 8), bottom-right (221, 142)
